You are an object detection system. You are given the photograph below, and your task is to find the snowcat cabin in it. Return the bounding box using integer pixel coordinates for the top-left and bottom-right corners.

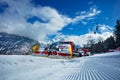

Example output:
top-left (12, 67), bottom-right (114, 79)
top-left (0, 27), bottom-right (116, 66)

top-left (59, 41), bottom-right (75, 52)
top-left (57, 41), bottom-right (76, 57)
top-left (58, 41), bottom-right (82, 57)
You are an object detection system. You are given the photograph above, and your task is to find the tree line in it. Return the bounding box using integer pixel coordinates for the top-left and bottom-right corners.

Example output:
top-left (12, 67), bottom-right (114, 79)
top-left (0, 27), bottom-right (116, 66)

top-left (87, 20), bottom-right (120, 54)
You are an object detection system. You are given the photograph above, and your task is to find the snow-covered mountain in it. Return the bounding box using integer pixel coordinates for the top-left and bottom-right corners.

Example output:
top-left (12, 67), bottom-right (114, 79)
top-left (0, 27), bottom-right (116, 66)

top-left (0, 32), bottom-right (39, 55)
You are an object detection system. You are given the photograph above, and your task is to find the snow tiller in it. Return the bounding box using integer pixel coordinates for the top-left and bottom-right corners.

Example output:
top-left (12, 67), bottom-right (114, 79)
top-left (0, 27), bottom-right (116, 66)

top-left (32, 41), bottom-right (83, 58)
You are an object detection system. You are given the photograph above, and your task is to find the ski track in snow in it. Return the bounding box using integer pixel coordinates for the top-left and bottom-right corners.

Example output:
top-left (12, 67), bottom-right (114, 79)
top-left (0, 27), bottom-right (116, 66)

top-left (0, 51), bottom-right (120, 80)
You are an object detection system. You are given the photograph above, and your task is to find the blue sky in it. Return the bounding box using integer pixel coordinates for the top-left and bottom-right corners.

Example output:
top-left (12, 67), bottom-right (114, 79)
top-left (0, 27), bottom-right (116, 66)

top-left (34, 0), bottom-right (119, 36)
top-left (0, 0), bottom-right (120, 46)
top-left (32, 0), bottom-right (119, 24)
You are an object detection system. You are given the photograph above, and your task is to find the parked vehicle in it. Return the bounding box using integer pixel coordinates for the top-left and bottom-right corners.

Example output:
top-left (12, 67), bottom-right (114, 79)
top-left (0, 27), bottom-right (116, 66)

top-left (81, 48), bottom-right (91, 56)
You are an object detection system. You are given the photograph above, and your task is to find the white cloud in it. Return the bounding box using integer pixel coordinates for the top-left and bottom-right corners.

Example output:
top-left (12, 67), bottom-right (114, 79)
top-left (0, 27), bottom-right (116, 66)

top-left (81, 21), bottom-right (87, 25)
top-left (72, 6), bottom-right (101, 24)
top-left (69, 28), bottom-right (73, 30)
top-left (0, 0), bottom-right (101, 43)
top-left (0, 0), bottom-right (71, 41)
top-left (87, 17), bottom-right (94, 20)
top-left (98, 24), bottom-right (114, 33)
top-left (81, 11), bottom-right (86, 14)
top-left (88, 1), bottom-right (93, 5)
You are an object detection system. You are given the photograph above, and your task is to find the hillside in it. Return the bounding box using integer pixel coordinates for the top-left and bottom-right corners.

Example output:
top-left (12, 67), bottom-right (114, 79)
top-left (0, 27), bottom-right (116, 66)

top-left (0, 32), bottom-right (39, 55)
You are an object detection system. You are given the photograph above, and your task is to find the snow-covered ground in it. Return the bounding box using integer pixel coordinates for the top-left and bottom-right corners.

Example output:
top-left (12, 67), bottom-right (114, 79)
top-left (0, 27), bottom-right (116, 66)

top-left (0, 51), bottom-right (120, 80)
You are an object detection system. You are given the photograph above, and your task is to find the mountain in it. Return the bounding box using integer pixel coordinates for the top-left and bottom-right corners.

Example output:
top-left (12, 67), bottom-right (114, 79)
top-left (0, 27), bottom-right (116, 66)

top-left (0, 32), bottom-right (39, 55)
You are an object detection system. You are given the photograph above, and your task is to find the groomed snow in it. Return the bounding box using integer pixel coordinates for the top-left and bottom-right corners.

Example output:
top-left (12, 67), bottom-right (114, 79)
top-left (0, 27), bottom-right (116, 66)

top-left (0, 51), bottom-right (120, 80)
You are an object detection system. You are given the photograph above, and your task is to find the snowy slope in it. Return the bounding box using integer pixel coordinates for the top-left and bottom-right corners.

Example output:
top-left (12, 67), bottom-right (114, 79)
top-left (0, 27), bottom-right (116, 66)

top-left (0, 51), bottom-right (120, 80)
top-left (0, 32), bottom-right (39, 55)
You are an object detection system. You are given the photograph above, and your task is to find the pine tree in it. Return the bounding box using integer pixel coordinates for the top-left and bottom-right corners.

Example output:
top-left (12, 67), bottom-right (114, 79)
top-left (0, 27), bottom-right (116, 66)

top-left (104, 36), bottom-right (116, 49)
top-left (114, 20), bottom-right (120, 47)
